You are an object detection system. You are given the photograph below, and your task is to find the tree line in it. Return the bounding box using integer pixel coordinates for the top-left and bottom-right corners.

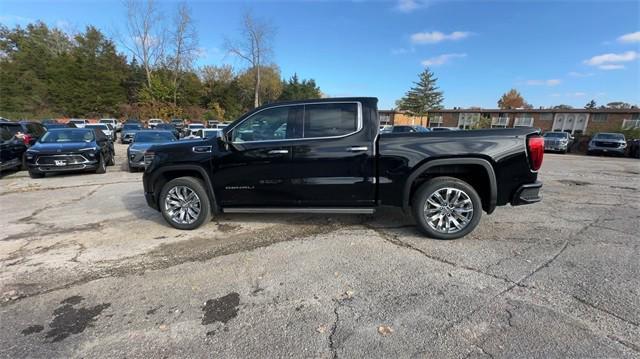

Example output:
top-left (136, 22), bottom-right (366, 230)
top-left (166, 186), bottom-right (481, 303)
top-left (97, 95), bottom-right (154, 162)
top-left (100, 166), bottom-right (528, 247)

top-left (0, 3), bottom-right (322, 121)
top-left (396, 69), bottom-right (637, 117)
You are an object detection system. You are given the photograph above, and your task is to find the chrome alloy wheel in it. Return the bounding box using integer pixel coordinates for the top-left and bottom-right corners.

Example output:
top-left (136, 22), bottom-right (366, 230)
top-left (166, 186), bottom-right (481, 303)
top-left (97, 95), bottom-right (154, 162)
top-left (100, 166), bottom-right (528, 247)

top-left (423, 187), bottom-right (474, 234)
top-left (164, 185), bottom-right (202, 225)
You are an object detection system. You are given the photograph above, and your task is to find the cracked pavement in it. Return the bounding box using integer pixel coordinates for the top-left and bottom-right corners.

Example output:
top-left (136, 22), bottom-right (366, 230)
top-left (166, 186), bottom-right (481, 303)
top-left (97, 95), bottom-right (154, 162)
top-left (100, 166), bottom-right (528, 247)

top-left (0, 145), bottom-right (639, 358)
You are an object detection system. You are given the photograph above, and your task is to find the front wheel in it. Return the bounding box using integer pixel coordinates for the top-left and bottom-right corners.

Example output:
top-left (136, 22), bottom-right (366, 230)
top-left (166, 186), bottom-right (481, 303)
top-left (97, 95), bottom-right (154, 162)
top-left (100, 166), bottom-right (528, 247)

top-left (159, 177), bottom-right (212, 230)
top-left (29, 170), bottom-right (44, 178)
top-left (412, 177), bottom-right (482, 240)
top-left (95, 155), bottom-right (106, 174)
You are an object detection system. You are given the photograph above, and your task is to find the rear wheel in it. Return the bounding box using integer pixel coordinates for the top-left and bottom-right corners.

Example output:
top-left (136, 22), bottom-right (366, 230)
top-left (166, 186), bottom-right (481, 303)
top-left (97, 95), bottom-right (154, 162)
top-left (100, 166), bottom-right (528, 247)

top-left (412, 177), bottom-right (482, 240)
top-left (159, 177), bottom-right (212, 230)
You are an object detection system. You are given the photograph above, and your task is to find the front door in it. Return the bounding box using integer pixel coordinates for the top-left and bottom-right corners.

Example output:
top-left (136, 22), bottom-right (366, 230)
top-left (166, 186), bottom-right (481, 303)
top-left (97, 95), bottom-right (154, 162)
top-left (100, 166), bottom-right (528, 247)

top-left (214, 105), bottom-right (303, 207)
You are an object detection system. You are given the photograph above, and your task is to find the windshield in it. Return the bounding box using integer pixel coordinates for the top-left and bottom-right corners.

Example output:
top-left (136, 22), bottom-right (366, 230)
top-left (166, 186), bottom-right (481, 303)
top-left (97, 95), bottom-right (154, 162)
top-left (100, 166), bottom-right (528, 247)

top-left (543, 132), bottom-right (567, 138)
top-left (156, 124), bottom-right (174, 129)
top-left (40, 129), bottom-right (94, 143)
top-left (100, 120), bottom-right (114, 124)
top-left (134, 131), bottom-right (175, 143)
top-left (595, 133), bottom-right (625, 140)
top-left (86, 124), bottom-right (108, 130)
top-left (70, 120), bottom-right (85, 124)
top-left (123, 124), bottom-right (141, 130)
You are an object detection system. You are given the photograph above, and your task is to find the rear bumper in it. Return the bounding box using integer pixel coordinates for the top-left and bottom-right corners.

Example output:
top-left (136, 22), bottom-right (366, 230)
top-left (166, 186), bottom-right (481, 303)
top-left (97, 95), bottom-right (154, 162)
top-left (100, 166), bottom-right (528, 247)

top-left (511, 181), bottom-right (542, 206)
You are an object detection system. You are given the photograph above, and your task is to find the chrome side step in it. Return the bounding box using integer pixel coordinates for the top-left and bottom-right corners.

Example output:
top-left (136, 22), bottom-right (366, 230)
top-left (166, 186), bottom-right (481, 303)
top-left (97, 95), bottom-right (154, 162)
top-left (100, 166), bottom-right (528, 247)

top-left (222, 207), bottom-right (376, 214)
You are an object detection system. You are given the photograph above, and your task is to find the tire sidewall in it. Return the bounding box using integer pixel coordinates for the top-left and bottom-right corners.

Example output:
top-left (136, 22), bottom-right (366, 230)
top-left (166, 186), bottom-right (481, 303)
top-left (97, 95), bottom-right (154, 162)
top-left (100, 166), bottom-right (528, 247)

top-left (412, 177), bottom-right (482, 240)
top-left (159, 177), bottom-right (211, 230)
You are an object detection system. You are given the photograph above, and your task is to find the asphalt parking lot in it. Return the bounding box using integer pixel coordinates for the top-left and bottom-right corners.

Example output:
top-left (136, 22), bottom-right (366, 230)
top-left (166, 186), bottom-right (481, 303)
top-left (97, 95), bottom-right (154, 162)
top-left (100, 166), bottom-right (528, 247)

top-left (0, 144), bottom-right (639, 358)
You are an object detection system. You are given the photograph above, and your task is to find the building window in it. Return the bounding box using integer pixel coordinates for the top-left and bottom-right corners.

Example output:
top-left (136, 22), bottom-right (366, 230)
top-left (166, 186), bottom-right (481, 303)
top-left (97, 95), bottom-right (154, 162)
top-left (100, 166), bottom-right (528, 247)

top-left (491, 117), bottom-right (509, 128)
top-left (457, 113), bottom-right (480, 130)
top-left (514, 116), bottom-right (534, 127)
top-left (540, 113), bottom-right (553, 121)
top-left (429, 113), bottom-right (443, 127)
top-left (593, 113), bottom-right (608, 122)
top-left (379, 113), bottom-right (391, 125)
top-left (622, 119), bottom-right (640, 129)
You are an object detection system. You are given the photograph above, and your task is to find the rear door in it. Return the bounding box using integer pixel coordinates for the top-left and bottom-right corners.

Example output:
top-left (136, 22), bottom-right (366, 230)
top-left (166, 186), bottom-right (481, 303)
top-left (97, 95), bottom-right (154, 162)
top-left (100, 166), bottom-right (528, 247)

top-left (214, 105), bottom-right (303, 207)
top-left (289, 102), bottom-right (375, 207)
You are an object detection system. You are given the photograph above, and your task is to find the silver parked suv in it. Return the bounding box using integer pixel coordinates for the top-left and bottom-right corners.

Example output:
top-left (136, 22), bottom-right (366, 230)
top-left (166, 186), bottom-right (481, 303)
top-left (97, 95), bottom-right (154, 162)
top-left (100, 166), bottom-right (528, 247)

top-left (543, 131), bottom-right (574, 153)
top-left (587, 132), bottom-right (627, 156)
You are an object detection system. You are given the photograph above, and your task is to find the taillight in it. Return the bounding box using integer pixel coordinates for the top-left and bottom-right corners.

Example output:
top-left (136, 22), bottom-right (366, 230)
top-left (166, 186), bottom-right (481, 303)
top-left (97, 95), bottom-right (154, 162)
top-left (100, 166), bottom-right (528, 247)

top-left (527, 136), bottom-right (544, 171)
top-left (22, 134), bottom-right (32, 146)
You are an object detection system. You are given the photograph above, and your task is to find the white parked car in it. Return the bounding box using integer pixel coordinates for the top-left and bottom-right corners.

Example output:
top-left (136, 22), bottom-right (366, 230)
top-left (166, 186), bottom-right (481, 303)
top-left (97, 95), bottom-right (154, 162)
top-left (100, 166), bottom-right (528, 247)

top-left (68, 119), bottom-right (88, 128)
top-left (100, 118), bottom-right (122, 132)
top-left (86, 123), bottom-right (116, 141)
top-left (195, 128), bottom-right (222, 139)
top-left (148, 119), bottom-right (163, 128)
top-left (183, 123), bottom-right (205, 137)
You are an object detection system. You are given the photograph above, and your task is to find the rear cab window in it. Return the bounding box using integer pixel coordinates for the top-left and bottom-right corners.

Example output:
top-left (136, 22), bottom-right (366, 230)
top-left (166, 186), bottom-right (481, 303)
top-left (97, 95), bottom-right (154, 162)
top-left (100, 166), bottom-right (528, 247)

top-left (303, 103), bottom-right (359, 138)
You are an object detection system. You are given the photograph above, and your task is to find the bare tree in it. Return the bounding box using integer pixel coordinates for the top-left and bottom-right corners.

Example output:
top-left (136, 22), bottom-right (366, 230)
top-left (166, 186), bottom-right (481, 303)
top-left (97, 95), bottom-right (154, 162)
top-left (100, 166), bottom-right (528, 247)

top-left (224, 11), bottom-right (274, 108)
top-left (122, 0), bottom-right (166, 89)
top-left (168, 2), bottom-right (198, 106)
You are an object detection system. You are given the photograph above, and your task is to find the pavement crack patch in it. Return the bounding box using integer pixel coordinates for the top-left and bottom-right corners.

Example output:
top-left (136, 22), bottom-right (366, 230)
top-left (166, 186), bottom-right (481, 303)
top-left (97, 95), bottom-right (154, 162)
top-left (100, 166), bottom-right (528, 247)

top-left (328, 298), bottom-right (343, 359)
top-left (572, 295), bottom-right (639, 328)
top-left (607, 335), bottom-right (640, 354)
top-left (369, 225), bottom-right (520, 287)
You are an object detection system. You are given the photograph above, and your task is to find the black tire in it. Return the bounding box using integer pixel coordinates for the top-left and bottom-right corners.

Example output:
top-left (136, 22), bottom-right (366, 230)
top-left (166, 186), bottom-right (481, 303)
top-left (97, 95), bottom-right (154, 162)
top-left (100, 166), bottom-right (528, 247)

top-left (20, 153), bottom-right (27, 171)
top-left (412, 176), bottom-right (482, 240)
top-left (95, 155), bottom-right (106, 174)
top-left (107, 152), bottom-right (115, 166)
top-left (29, 170), bottom-right (44, 178)
top-left (159, 177), bottom-right (212, 230)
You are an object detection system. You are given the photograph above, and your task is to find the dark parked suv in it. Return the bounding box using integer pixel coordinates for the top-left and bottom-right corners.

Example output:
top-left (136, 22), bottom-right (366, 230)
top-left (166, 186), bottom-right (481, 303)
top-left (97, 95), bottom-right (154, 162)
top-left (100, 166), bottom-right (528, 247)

top-left (142, 97), bottom-right (544, 240)
top-left (25, 128), bottom-right (115, 178)
top-left (0, 121), bottom-right (27, 172)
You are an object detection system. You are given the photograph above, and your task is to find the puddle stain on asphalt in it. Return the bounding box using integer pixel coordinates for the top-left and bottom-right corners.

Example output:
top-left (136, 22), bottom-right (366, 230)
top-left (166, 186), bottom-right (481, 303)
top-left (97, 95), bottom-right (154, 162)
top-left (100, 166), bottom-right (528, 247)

top-left (202, 292), bottom-right (240, 325)
top-left (21, 325), bottom-right (44, 335)
top-left (20, 296), bottom-right (111, 343)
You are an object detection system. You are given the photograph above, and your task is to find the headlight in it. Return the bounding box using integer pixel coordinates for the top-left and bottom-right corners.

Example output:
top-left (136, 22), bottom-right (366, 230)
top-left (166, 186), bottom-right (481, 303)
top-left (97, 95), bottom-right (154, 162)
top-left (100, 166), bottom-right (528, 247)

top-left (619, 142), bottom-right (627, 148)
top-left (26, 150), bottom-right (38, 159)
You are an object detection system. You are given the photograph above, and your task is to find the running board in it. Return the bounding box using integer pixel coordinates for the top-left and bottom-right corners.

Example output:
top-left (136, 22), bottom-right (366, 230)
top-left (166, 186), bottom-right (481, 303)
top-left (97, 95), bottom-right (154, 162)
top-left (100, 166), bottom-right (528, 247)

top-left (222, 207), bottom-right (376, 214)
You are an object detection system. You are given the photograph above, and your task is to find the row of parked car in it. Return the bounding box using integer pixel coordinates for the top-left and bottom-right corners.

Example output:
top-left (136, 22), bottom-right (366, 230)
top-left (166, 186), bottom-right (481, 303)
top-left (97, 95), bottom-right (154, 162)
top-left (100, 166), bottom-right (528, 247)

top-left (0, 116), bottom-right (223, 177)
top-left (381, 124), bottom-right (637, 157)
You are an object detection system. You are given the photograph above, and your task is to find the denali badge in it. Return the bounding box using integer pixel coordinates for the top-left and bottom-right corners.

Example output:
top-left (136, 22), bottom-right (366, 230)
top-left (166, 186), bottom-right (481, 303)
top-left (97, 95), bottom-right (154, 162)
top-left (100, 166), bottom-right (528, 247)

top-left (54, 160), bottom-right (66, 166)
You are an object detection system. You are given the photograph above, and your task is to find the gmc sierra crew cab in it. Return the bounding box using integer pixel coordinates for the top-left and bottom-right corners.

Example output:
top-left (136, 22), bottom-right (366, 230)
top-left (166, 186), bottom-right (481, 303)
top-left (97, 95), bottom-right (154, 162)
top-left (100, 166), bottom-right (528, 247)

top-left (142, 98), bottom-right (543, 239)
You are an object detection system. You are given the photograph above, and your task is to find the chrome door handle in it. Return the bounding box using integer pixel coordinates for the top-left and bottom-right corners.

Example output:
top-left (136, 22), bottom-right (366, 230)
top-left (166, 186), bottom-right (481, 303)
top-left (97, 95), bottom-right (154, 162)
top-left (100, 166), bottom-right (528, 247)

top-left (268, 149), bottom-right (289, 154)
top-left (347, 146), bottom-right (368, 152)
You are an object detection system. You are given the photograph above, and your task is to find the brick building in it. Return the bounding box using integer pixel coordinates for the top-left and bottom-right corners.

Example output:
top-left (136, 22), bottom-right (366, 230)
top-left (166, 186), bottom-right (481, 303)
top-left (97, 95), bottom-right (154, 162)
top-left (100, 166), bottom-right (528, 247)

top-left (379, 109), bottom-right (640, 135)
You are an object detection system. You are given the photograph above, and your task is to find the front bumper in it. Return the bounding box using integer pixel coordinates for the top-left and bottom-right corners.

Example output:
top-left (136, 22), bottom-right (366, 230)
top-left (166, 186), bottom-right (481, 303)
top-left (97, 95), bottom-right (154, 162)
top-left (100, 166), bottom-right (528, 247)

top-left (588, 146), bottom-right (625, 155)
top-left (511, 181), bottom-right (542, 206)
top-left (544, 142), bottom-right (568, 152)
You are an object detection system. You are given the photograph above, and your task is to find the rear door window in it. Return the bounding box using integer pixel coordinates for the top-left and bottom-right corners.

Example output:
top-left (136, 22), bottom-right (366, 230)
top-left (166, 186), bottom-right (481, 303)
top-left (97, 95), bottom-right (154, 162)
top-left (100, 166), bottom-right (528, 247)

top-left (303, 103), bottom-right (359, 138)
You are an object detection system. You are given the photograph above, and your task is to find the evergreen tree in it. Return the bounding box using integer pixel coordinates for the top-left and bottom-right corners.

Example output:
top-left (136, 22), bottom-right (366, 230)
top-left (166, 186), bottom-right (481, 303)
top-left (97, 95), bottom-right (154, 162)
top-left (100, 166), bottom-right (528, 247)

top-left (396, 68), bottom-right (444, 117)
top-left (279, 73), bottom-right (322, 101)
top-left (584, 100), bottom-right (596, 109)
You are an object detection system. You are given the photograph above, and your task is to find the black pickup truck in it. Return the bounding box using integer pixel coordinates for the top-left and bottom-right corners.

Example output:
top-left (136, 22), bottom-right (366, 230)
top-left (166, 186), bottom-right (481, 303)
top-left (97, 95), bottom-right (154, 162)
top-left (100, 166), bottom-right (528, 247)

top-left (142, 98), bottom-right (543, 239)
